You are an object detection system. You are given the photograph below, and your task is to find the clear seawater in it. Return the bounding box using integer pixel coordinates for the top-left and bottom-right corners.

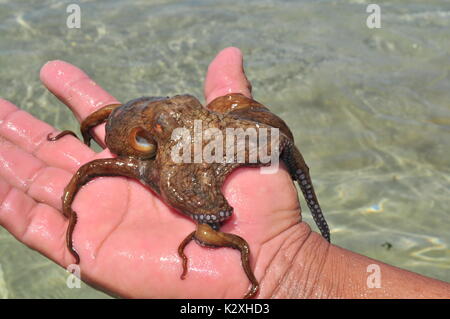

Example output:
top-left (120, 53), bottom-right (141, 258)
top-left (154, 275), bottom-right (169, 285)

top-left (0, 0), bottom-right (449, 298)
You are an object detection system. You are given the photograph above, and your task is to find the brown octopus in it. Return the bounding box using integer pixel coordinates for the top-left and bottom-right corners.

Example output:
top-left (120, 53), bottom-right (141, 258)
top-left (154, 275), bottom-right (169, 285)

top-left (48, 93), bottom-right (330, 299)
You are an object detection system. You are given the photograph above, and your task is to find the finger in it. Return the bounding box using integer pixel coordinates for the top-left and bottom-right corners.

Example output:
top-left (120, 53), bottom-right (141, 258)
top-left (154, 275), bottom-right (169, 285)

top-left (0, 135), bottom-right (45, 191)
top-left (0, 98), bottom-right (94, 173)
top-left (0, 134), bottom-right (72, 212)
top-left (0, 136), bottom-right (117, 265)
top-left (0, 178), bottom-right (70, 265)
top-left (204, 47), bottom-right (252, 104)
top-left (29, 149), bottom-right (123, 213)
top-left (40, 60), bottom-right (120, 147)
top-left (0, 128), bottom-right (115, 209)
top-left (0, 132), bottom-right (70, 210)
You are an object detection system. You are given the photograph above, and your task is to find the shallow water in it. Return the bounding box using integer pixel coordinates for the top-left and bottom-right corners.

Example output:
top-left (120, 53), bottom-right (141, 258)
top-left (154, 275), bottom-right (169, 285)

top-left (0, 0), bottom-right (449, 298)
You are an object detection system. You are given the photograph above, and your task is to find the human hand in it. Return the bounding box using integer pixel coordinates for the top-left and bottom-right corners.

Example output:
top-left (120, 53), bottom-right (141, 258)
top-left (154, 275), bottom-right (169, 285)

top-left (0, 47), bottom-right (317, 298)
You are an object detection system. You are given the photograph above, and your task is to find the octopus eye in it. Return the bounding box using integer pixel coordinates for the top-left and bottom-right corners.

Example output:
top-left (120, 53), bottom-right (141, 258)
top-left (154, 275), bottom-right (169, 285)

top-left (130, 127), bottom-right (157, 157)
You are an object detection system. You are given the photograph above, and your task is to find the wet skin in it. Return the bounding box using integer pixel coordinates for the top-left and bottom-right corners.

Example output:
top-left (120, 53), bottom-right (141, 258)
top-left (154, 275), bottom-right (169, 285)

top-left (48, 93), bottom-right (330, 298)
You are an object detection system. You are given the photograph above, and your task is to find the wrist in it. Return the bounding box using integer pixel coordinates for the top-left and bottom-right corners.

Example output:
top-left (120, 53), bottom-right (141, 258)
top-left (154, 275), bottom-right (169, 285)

top-left (260, 224), bottom-right (450, 299)
top-left (256, 222), bottom-right (332, 298)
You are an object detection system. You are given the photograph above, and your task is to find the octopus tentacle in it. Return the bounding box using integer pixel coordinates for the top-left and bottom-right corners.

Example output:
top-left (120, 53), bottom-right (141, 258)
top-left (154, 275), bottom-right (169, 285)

top-left (47, 130), bottom-right (79, 142)
top-left (159, 164), bottom-right (233, 223)
top-left (60, 157), bottom-right (150, 264)
top-left (80, 103), bottom-right (122, 147)
top-left (178, 223), bottom-right (259, 299)
top-left (178, 231), bottom-right (195, 279)
top-left (206, 93), bottom-right (294, 140)
top-left (282, 140), bottom-right (331, 242)
top-left (47, 103), bottom-right (121, 147)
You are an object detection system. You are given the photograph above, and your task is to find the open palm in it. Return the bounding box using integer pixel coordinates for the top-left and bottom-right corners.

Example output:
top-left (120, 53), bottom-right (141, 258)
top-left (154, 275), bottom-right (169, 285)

top-left (0, 48), bottom-right (307, 298)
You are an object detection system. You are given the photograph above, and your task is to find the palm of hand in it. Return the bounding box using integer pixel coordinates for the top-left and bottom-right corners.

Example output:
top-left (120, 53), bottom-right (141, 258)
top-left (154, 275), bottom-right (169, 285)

top-left (0, 48), bottom-right (304, 298)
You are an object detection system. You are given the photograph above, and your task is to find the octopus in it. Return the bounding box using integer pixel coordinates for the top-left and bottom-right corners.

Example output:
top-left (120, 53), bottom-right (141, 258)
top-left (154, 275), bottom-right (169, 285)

top-left (48, 93), bottom-right (330, 298)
